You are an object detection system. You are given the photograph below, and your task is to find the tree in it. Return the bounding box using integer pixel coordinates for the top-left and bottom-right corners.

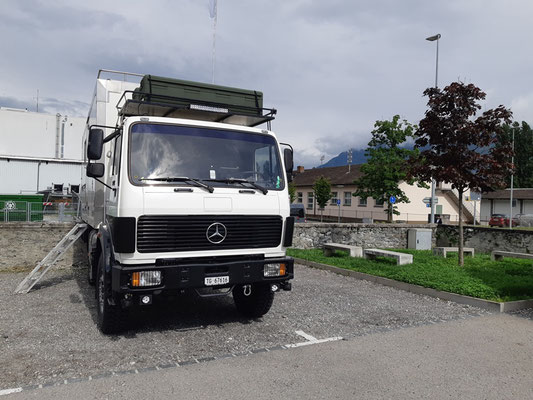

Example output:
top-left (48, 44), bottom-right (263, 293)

top-left (313, 176), bottom-right (332, 222)
top-left (501, 122), bottom-right (533, 188)
top-left (410, 82), bottom-right (513, 266)
top-left (288, 182), bottom-right (297, 203)
top-left (353, 115), bottom-right (422, 223)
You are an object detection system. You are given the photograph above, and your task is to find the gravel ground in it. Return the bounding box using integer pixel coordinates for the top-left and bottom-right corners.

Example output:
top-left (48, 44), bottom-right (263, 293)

top-left (0, 262), bottom-right (491, 389)
top-left (511, 308), bottom-right (533, 320)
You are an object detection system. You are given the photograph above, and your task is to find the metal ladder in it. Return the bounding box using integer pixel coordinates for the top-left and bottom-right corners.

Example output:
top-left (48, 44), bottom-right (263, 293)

top-left (15, 223), bottom-right (88, 294)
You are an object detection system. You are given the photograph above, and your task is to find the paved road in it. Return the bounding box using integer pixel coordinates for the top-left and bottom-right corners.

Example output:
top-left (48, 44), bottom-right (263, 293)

top-left (4, 313), bottom-right (533, 399)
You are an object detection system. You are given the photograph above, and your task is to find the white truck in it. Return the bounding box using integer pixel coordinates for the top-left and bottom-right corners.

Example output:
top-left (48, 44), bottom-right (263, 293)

top-left (81, 70), bottom-right (295, 333)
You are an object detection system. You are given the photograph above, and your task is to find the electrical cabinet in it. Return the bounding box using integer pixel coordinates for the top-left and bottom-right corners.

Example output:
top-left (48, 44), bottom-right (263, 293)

top-left (408, 228), bottom-right (432, 250)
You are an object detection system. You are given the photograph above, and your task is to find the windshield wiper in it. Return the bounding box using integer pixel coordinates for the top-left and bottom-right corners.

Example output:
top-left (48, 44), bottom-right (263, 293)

top-left (139, 177), bottom-right (214, 193)
top-left (207, 178), bottom-right (268, 195)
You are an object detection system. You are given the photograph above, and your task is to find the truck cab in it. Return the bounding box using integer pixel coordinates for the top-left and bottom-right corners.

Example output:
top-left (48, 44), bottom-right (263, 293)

top-left (81, 71), bottom-right (294, 333)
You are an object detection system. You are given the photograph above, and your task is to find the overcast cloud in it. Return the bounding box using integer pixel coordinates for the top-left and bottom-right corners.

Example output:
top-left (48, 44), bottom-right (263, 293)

top-left (1, 0), bottom-right (532, 167)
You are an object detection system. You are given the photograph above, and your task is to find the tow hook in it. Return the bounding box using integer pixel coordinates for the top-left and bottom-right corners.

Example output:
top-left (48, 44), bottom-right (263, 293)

top-left (243, 284), bottom-right (252, 296)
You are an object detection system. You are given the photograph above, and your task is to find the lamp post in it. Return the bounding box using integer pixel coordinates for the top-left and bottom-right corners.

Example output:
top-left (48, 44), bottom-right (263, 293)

top-left (426, 33), bottom-right (441, 224)
top-left (509, 126), bottom-right (515, 229)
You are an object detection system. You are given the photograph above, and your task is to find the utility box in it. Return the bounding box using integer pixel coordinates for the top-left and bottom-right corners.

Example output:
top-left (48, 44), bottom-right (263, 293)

top-left (408, 228), bottom-right (432, 250)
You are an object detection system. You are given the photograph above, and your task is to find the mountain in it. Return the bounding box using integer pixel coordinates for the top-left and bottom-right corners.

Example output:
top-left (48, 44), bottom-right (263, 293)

top-left (319, 143), bottom-right (416, 168)
top-left (319, 149), bottom-right (367, 168)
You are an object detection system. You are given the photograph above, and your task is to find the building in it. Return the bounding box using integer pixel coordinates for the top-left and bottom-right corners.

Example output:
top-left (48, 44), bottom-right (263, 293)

top-left (0, 107), bottom-right (85, 194)
top-left (480, 189), bottom-right (533, 221)
top-left (292, 165), bottom-right (478, 224)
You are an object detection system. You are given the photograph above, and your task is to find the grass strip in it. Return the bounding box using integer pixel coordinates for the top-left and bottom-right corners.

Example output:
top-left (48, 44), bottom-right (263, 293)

top-left (288, 248), bottom-right (533, 302)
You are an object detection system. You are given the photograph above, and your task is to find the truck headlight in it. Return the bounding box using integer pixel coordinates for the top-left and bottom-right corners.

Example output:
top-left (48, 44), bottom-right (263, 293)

top-left (131, 271), bottom-right (162, 287)
top-left (264, 263), bottom-right (287, 277)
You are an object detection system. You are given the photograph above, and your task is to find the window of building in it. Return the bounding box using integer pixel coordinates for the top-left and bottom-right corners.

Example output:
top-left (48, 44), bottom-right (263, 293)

top-left (297, 192), bottom-right (303, 203)
top-left (358, 197), bottom-right (367, 207)
top-left (374, 197), bottom-right (384, 207)
top-left (343, 192), bottom-right (352, 206)
top-left (330, 192), bottom-right (338, 205)
top-left (307, 192), bottom-right (314, 210)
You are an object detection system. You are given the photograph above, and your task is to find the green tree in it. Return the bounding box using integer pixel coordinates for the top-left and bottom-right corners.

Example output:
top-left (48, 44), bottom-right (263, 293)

top-left (410, 82), bottom-right (513, 266)
top-left (313, 176), bottom-right (332, 222)
top-left (501, 122), bottom-right (533, 188)
top-left (288, 182), bottom-right (296, 203)
top-left (353, 115), bottom-right (421, 223)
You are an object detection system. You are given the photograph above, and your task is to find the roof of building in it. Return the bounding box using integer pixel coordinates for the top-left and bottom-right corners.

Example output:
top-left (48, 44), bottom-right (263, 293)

top-left (482, 188), bottom-right (533, 200)
top-left (292, 165), bottom-right (362, 187)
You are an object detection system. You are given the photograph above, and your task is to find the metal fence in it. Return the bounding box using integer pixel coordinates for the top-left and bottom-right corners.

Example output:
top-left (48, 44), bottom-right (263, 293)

top-left (1, 198), bottom-right (80, 222)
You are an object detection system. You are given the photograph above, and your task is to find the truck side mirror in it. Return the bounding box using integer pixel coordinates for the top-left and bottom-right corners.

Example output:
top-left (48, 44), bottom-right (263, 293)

top-left (284, 148), bottom-right (293, 174)
top-left (87, 163), bottom-right (105, 178)
top-left (284, 148), bottom-right (294, 183)
top-left (87, 129), bottom-right (104, 160)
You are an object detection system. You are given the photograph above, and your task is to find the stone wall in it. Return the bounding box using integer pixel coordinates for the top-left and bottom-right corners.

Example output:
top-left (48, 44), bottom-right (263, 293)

top-left (293, 223), bottom-right (437, 249)
top-left (4, 222), bottom-right (527, 273)
top-left (436, 225), bottom-right (533, 254)
top-left (0, 222), bottom-right (86, 272)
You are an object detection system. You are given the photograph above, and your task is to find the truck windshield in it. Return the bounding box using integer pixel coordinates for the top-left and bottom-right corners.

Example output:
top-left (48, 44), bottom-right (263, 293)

top-left (129, 123), bottom-right (284, 190)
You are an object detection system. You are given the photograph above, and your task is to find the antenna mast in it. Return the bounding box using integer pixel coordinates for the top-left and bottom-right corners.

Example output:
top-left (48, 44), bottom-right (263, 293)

top-left (209, 0), bottom-right (218, 84)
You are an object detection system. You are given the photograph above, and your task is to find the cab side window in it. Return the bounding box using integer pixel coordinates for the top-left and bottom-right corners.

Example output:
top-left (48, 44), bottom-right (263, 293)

top-left (112, 135), bottom-right (122, 181)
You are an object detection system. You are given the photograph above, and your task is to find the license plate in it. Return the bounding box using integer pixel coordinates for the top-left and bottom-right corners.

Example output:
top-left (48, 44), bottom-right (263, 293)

top-left (204, 276), bottom-right (229, 286)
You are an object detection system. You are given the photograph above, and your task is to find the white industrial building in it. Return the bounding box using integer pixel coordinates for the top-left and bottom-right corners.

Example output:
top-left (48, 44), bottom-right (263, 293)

top-left (0, 107), bottom-right (85, 194)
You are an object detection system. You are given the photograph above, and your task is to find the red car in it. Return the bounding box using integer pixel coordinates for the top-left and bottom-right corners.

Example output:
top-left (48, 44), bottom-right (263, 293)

top-left (489, 214), bottom-right (518, 227)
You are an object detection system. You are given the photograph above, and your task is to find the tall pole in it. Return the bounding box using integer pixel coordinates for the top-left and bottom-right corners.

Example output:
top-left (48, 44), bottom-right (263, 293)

top-left (434, 37), bottom-right (439, 88)
top-left (426, 33), bottom-right (441, 224)
top-left (209, 0), bottom-right (218, 84)
top-left (509, 127), bottom-right (515, 229)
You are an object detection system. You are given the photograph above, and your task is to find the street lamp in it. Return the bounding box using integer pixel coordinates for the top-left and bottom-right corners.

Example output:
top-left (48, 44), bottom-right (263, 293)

top-left (426, 33), bottom-right (441, 224)
top-left (509, 126), bottom-right (515, 229)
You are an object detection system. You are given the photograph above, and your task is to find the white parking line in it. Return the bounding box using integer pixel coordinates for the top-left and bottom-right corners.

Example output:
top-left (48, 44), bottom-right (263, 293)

top-left (286, 336), bottom-right (343, 348)
top-left (288, 330), bottom-right (343, 348)
top-left (0, 387), bottom-right (23, 396)
top-left (295, 330), bottom-right (318, 342)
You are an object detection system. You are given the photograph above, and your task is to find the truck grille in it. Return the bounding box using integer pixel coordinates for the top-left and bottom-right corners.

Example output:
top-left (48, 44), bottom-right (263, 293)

top-left (137, 215), bottom-right (283, 253)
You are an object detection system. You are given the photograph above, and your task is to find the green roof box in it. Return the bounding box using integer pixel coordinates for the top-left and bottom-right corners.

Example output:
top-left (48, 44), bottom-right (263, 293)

top-left (133, 75), bottom-right (263, 117)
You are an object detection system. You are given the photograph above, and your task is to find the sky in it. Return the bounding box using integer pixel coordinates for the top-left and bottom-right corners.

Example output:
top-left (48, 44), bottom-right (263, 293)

top-left (1, 0), bottom-right (532, 168)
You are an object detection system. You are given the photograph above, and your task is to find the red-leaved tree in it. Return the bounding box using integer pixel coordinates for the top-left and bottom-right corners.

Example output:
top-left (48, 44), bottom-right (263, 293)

top-left (410, 82), bottom-right (513, 266)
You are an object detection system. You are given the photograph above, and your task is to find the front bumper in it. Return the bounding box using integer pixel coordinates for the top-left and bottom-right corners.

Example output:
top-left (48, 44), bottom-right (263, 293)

top-left (111, 256), bottom-right (294, 293)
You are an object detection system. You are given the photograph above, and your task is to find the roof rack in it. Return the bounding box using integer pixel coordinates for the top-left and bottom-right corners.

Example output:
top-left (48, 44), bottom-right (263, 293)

top-left (116, 91), bottom-right (276, 128)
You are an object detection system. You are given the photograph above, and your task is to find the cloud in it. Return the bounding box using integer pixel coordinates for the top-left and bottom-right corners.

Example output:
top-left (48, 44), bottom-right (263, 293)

top-left (1, 0), bottom-right (125, 31)
top-left (0, 95), bottom-right (88, 117)
top-left (0, 96), bottom-right (34, 111)
top-left (510, 93), bottom-right (533, 123)
top-left (1, 0), bottom-right (533, 169)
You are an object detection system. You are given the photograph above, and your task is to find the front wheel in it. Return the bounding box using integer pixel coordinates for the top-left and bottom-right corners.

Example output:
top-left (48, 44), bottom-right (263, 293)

top-left (87, 231), bottom-right (97, 286)
top-left (96, 252), bottom-right (126, 334)
top-left (233, 283), bottom-right (274, 318)
top-left (87, 249), bottom-right (96, 286)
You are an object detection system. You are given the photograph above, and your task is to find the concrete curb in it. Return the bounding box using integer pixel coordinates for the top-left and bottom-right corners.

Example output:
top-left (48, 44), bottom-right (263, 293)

top-left (294, 258), bottom-right (533, 313)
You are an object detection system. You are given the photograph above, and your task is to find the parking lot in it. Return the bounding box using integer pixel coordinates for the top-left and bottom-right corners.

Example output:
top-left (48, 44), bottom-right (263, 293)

top-left (0, 260), bottom-right (492, 391)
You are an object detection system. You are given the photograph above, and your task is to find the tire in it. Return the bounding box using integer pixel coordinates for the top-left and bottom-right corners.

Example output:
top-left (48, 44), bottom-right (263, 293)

top-left (87, 232), bottom-right (97, 286)
top-left (96, 252), bottom-right (126, 334)
top-left (87, 250), bottom-right (96, 286)
top-left (233, 283), bottom-right (274, 318)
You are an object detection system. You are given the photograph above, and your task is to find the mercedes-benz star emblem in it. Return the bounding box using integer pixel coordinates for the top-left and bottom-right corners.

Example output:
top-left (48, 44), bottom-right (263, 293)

top-left (206, 222), bottom-right (227, 244)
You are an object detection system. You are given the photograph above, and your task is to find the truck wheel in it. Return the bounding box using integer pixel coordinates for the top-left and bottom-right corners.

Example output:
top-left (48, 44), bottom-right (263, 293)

top-left (87, 250), bottom-right (96, 286)
top-left (96, 252), bottom-right (126, 334)
top-left (233, 283), bottom-right (274, 318)
top-left (87, 232), bottom-right (97, 286)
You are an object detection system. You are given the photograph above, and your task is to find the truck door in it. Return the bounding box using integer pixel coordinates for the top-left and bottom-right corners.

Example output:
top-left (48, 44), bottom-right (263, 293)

top-left (107, 134), bottom-right (122, 215)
